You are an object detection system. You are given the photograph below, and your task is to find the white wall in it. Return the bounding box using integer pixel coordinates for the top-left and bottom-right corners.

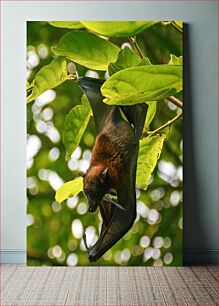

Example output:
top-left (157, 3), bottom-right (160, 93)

top-left (1, 1), bottom-right (218, 263)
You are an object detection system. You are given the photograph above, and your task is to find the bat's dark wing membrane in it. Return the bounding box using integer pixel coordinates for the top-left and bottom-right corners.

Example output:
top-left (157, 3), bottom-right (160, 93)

top-left (99, 200), bottom-right (114, 234)
top-left (77, 77), bottom-right (113, 133)
top-left (122, 104), bottom-right (148, 140)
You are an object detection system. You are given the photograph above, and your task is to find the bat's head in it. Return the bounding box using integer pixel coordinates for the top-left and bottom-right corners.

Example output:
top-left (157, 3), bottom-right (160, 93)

top-left (83, 165), bottom-right (109, 213)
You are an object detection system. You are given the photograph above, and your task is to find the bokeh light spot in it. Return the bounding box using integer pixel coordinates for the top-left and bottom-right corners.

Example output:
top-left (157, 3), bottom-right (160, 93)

top-left (67, 253), bottom-right (78, 266)
top-left (163, 237), bottom-right (172, 248)
top-left (170, 190), bottom-right (180, 206)
top-left (140, 236), bottom-right (150, 248)
top-left (85, 70), bottom-right (99, 78)
top-left (67, 62), bottom-right (77, 74)
top-left (67, 196), bottom-right (78, 209)
top-left (152, 248), bottom-right (161, 260)
top-left (153, 236), bottom-right (164, 249)
top-left (164, 252), bottom-right (173, 264)
top-left (49, 147), bottom-right (60, 161)
top-left (77, 202), bottom-right (87, 215)
top-left (52, 201), bottom-right (62, 213)
top-left (147, 209), bottom-right (160, 224)
top-left (26, 214), bottom-right (34, 226)
top-left (71, 219), bottom-right (83, 239)
top-left (35, 90), bottom-right (56, 107)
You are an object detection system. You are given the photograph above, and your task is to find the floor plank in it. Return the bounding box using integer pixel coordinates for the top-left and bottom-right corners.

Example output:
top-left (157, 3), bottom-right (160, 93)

top-left (1, 265), bottom-right (218, 305)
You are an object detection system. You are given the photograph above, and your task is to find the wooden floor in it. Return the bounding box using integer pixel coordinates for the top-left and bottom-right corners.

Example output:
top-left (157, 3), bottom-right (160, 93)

top-left (1, 265), bottom-right (218, 305)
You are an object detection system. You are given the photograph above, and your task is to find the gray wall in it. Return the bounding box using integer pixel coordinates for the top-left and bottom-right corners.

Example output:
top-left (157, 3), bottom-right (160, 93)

top-left (1, 1), bottom-right (218, 263)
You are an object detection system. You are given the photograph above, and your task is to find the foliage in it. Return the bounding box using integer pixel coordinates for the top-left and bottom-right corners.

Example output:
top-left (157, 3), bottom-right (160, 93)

top-left (27, 57), bottom-right (68, 103)
top-left (27, 21), bottom-right (183, 267)
top-left (55, 177), bottom-right (84, 203)
top-left (80, 21), bottom-right (158, 37)
top-left (63, 95), bottom-right (92, 160)
top-left (136, 135), bottom-right (167, 189)
top-left (102, 65), bottom-right (182, 105)
top-left (52, 30), bottom-right (120, 71)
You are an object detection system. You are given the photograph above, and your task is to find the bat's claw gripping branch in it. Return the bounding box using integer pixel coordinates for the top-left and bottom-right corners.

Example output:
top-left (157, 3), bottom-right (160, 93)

top-left (83, 228), bottom-right (91, 252)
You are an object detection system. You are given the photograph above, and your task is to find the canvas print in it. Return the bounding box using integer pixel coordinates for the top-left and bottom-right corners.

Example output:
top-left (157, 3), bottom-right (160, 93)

top-left (26, 21), bottom-right (183, 266)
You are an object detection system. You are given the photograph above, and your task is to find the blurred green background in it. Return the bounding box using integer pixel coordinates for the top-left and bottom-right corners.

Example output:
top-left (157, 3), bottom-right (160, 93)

top-left (27, 21), bottom-right (183, 266)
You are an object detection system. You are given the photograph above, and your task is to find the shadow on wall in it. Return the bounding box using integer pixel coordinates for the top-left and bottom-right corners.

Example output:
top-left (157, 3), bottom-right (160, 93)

top-left (183, 24), bottom-right (209, 265)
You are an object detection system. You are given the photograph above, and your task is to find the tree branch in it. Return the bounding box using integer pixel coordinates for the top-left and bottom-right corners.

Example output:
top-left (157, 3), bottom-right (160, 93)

top-left (129, 36), bottom-right (144, 59)
top-left (171, 21), bottom-right (183, 33)
top-left (146, 111), bottom-right (182, 137)
top-left (66, 73), bottom-right (77, 80)
top-left (165, 96), bottom-right (183, 108)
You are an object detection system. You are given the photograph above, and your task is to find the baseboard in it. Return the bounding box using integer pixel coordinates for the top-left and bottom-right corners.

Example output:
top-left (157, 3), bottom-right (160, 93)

top-left (0, 249), bottom-right (218, 265)
top-left (184, 249), bottom-right (218, 265)
top-left (0, 250), bottom-right (26, 264)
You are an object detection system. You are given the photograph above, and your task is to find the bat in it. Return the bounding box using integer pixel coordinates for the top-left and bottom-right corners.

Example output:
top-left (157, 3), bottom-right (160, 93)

top-left (77, 76), bottom-right (147, 262)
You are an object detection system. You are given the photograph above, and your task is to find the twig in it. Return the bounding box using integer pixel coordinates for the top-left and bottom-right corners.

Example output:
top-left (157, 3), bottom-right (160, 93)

top-left (171, 21), bottom-right (183, 33)
top-left (129, 36), bottom-right (144, 59)
top-left (147, 111), bottom-right (182, 137)
top-left (66, 73), bottom-right (77, 80)
top-left (165, 96), bottom-right (183, 108)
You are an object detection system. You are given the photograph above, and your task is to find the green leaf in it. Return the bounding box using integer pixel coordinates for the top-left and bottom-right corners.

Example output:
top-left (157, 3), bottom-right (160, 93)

top-left (81, 21), bottom-right (158, 37)
top-left (81, 93), bottom-right (90, 106)
top-left (169, 54), bottom-right (183, 65)
top-left (27, 57), bottom-right (67, 103)
top-left (55, 177), bottom-right (83, 203)
top-left (108, 47), bottom-right (152, 75)
top-left (101, 65), bottom-right (182, 105)
top-left (26, 80), bottom-right (32, 89)
top-left (145, 101), bottom-right (157, 128)
top-left (63, 95), bottom-right (92, 161)
top-left (175, 21), bottom-right (183, 29)
top-left (48, 21), bottom-right (84, 29)
top-left (108, 47), bottom-right (140, 75)
top-left (136, 135), bottom-right (167, 189)
top-left (139, 57), bottom-right (152, 66)
top-left (52, 30), bottom-right (120, 71)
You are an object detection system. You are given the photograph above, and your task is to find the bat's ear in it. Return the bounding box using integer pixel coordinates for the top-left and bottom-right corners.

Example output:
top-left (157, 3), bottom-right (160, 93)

top-left (100, 167), bottom-right (108, 183)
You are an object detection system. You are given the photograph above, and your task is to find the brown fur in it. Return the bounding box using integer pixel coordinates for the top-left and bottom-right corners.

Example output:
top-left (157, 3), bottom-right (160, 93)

top-left (86, 120), bottom-right (135, 190)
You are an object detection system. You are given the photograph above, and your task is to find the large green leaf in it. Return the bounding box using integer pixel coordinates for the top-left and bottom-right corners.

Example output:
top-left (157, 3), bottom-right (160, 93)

top-left (52, 30), bottom-right (120, 71)
top-left (55, 177), bottom-right (83, 203)
top-left (109, 47), bottom-right (141, 75)
top-left (101, 65), bottom-right (182, 105)
top-left (108, 47), bottom-right (152, 76)
top-left (81, 21), bottom-right (157, 37)
top-left (145, 101), bottom-right (157, 128)
top-left (63, 95), bottom-right (92, 161)
top-left (137, 134), bottom-right (167, 189)
top-left (27, 57), bottom-right (67, 103)
top-left (48, 21), bottom-right (84, 29)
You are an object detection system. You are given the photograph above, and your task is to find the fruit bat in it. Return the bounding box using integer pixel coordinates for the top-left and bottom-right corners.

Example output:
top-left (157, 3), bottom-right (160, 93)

top-left (77, 76), bottom-right (147, 262)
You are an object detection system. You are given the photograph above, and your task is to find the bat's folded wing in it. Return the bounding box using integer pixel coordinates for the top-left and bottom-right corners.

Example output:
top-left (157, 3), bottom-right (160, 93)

top-left (85, 181), bottom-right (136, 263)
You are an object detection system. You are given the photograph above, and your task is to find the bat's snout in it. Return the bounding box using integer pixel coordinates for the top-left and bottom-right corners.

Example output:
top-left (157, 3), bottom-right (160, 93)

top-left (88, 199), bottom-right (98, 213)
top-left (88, 207), bottom-right (96, 213)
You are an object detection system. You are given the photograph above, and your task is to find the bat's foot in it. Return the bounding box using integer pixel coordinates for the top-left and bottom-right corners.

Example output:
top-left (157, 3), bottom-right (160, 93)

top-left (88, 247), bottom-right (102, 262)
top-left (88, 253), bottom-right (97, 262)
top-left (83, 228), bottom-right (91, 252)
top-left (83, 229), bottom-right (99, 262)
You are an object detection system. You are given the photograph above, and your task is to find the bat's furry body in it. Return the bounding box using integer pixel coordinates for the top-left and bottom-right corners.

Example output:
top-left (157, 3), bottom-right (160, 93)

top-left (77, 77), bottom-right (147, 262)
